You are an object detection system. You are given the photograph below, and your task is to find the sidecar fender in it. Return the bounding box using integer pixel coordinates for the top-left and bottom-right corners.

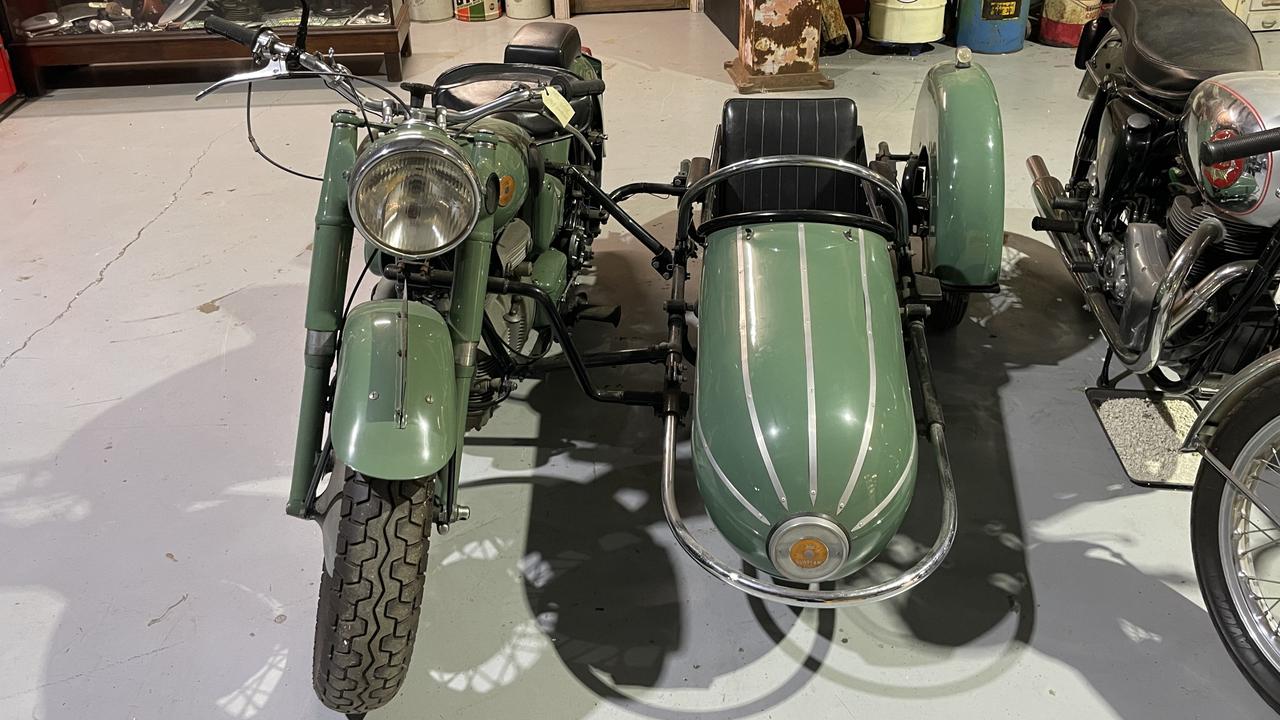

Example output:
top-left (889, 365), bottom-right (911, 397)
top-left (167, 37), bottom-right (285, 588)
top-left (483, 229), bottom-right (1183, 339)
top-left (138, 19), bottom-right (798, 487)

top-left (692, 222), bottom-right (918, 580)
top-left (330, 299), bottom-right (458, 480)
top-left (909, 58), bottom-right (1005, 289)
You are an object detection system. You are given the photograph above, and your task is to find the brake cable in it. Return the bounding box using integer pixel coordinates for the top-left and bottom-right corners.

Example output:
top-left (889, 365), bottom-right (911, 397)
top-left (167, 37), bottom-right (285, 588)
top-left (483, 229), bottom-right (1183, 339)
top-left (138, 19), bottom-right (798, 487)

top-left (245, 82), bottom-right (324, 182)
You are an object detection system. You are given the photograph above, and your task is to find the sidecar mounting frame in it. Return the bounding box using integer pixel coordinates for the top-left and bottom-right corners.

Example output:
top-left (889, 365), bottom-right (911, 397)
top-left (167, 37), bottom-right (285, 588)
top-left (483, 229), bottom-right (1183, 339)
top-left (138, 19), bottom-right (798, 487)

top-left (386, 265), bottom-right (672, 410)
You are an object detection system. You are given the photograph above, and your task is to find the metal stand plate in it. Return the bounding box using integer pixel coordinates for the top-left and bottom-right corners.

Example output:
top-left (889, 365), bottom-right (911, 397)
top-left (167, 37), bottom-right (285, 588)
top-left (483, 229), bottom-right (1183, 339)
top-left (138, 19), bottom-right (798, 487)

top-left (1085, 387), bottom-right (1202, 490)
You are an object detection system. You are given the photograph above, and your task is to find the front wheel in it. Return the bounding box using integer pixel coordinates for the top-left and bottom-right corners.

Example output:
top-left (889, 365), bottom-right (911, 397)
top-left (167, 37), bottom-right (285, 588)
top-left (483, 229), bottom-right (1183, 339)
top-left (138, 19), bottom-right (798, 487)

top-left (1191, 379), bottom-right (1280, 713)
top-left (313, 474), bottom-right (434, 716)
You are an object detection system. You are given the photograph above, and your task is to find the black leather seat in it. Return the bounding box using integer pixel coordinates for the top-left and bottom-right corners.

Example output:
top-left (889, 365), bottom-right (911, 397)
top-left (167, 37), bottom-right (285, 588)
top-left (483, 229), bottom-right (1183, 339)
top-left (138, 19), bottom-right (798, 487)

top-left (713, 97), bottom-right (867, 217)
top-left (1112, 0), bottom-right (1261, 99)
top-left (504, 22), bottom-right (581, 69)
top-left (433, 63), bottom-right (593, 137)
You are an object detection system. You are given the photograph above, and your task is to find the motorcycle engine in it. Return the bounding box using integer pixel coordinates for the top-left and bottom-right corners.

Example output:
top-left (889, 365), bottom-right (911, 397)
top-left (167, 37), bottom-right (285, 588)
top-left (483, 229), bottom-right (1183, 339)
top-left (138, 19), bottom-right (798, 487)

top-left (1166, 195), bottom-right (1271, 284)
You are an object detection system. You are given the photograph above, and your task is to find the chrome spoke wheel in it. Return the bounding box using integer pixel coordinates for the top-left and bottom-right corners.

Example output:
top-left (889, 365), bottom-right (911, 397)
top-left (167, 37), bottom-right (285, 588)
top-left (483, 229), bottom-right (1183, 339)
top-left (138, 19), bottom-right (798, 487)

top-left (1220, 416), bottom-right (1280, 673)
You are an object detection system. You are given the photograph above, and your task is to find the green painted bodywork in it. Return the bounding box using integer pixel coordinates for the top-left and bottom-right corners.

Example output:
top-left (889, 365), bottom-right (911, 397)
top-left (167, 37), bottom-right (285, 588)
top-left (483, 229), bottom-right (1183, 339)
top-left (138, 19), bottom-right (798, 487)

top-left (289, 52), bottom-right (594, 507)
top-left (692, 222), bottom-right (918, 579)
top-left (540, 137), bottom-right (572, 165)
top-left (288, 114), bottom-right (360, 517)
top-left (910, 60), bottom-right (1005, 288)
top-left (530, 247), bottom-right (568, 300)
top-left (330, 300), bottom-right (458, 480)
top-left (468, 119), bottom-right (531, 229)
top-left (526, 174), bottom-right (566, 254)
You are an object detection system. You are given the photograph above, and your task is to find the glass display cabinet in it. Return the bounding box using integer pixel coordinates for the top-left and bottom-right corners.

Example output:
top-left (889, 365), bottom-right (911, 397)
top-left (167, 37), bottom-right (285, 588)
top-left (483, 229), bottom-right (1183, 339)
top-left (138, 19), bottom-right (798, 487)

top-left (4, 0), bottom-right (409, 94)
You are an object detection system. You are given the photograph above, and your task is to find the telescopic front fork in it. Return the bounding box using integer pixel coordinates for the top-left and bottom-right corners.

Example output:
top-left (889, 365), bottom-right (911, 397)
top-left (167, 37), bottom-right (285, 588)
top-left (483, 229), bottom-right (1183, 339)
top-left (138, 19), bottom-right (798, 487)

top-left (287, 113), bottom-right (360, 518)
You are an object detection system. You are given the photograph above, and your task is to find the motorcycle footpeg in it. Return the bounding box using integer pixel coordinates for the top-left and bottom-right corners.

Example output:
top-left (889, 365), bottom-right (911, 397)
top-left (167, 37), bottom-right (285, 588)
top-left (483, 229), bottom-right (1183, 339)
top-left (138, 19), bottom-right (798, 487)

top-left (571, 303), bottom-right (622, 326)
top-left (914, 274), bottom-right (945, 302)
top-left (1031, 216), bottom-right (1080, 234)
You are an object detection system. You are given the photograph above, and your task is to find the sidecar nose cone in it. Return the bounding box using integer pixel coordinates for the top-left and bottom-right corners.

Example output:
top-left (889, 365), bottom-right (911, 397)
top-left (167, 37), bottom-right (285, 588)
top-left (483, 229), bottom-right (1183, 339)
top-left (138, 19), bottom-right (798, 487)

top-left (768, 515), bottom-right (850, 582)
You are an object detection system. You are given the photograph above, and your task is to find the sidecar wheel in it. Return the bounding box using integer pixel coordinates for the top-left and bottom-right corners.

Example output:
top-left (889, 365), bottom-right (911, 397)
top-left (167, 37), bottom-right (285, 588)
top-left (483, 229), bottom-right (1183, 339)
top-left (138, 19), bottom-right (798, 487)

top-left (926, 290), bottom-right (968, 331)
top-left (1191, 380), bottom-right (1280, 713)
top-left (312, 474), bottom-right (433, 715)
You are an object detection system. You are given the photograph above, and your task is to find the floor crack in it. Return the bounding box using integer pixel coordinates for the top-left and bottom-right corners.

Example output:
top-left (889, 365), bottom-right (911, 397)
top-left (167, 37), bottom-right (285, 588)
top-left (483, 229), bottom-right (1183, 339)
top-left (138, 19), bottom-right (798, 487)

top-left (0, 135), bottom-right (221, 371)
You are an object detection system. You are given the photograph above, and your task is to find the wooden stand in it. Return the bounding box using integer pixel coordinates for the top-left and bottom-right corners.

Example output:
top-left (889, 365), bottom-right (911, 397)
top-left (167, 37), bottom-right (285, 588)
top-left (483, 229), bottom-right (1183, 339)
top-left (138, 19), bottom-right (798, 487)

top-left (9, 2), bottom-right (410, 96)
top-left (726, 0), bottom-right (832, 93)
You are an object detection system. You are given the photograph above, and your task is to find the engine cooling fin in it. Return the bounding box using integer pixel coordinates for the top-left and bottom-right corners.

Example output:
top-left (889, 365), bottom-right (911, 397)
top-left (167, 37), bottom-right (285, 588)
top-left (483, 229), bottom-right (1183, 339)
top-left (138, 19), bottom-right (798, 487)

top-left (1166, 195), bottom-right (1269, 282)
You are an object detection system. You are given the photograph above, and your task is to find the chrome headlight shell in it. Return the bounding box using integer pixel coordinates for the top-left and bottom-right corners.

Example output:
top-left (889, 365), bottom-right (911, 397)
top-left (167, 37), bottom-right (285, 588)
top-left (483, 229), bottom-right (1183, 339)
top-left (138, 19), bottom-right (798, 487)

top-left (767, 515), bottom-right (850, 583)
top-left (348, 134), bottom-right (481, 259)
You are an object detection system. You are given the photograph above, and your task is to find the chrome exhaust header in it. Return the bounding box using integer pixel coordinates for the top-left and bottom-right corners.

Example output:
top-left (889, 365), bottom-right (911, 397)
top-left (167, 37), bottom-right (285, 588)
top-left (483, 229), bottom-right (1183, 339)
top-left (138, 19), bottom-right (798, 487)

top-left (1027, 155), bottom-right (1224, 374)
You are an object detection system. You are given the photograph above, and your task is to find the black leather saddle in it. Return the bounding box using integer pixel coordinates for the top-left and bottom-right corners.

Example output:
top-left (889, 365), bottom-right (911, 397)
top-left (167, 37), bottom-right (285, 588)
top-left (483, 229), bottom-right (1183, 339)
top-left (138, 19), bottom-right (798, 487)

top-left (434, 23), bottom-right (590, 137)
top-left (712, 97), bottom-right (868, 217)
top-left (1112, 0), bottom-right (1261, 99)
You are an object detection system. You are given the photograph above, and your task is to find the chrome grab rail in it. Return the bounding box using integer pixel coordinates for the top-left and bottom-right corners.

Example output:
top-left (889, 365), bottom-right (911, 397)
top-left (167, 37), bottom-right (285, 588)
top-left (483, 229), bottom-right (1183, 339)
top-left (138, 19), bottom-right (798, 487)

top-left (658, 418), bottom-right (958, 608)
top-left (675, 155), bottom-right (911, 249)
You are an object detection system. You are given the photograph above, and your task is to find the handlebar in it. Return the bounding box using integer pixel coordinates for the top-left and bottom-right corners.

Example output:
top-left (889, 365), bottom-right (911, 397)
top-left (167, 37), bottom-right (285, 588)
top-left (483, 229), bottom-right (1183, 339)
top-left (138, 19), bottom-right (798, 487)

top-left (197, 20), bottom-right (601, 131)
top-left (552, 77), bottom-right (606, 99)
top-left (1200, 126), bottom-right (1280, 166)
top-left (204, 15), bottom-right (262, 48)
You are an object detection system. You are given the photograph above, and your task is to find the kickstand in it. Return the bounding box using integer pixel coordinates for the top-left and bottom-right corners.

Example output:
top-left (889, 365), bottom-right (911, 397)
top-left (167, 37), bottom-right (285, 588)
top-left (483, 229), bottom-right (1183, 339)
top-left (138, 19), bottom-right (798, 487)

top-left (1096, 347), bottom-right (1132, 389)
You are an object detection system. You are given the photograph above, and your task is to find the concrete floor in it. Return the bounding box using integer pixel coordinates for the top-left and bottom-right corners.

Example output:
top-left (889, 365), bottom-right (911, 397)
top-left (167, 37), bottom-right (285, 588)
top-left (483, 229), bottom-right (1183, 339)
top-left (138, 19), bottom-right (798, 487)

top-left (2, 12), bottom-right (1279, 720)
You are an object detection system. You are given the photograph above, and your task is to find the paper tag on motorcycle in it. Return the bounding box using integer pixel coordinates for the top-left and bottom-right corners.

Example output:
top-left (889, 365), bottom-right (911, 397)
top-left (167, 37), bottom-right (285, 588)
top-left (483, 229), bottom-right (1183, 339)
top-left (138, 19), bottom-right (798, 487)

top-left (542, 86), bottom-right (575, 127)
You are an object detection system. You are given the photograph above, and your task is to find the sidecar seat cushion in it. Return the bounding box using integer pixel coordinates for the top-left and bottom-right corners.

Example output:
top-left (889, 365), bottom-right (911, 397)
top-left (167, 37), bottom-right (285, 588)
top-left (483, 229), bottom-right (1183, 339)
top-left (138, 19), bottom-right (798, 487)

top-left (434, 63), bottom-right (593, 136)
top-left (1112, 0), bottom-right (1260, 99)
top-left (504, 22), bottom-right (582, 70)
top-left (714, 97), bottom-right (867, 217)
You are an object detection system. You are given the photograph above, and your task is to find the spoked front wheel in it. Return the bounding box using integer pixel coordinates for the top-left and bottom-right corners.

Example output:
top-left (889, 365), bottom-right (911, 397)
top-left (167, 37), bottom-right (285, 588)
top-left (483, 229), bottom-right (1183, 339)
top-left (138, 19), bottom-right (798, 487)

top-left (1191, 380), bottom-right (1280, 713)
top-left (313, 472), bottom-right (434, 716)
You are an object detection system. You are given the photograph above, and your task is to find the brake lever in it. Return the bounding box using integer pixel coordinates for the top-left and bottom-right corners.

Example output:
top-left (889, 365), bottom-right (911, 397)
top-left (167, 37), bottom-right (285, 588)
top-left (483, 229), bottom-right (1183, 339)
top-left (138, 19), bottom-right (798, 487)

top-left (195, 55), bottom-right (292, 101)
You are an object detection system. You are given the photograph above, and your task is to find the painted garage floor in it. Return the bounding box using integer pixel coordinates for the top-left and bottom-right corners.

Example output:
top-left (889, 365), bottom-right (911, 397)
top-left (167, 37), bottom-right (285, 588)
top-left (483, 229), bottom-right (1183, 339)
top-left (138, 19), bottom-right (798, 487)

top-left (3, 12), bottom-right (1279, 720)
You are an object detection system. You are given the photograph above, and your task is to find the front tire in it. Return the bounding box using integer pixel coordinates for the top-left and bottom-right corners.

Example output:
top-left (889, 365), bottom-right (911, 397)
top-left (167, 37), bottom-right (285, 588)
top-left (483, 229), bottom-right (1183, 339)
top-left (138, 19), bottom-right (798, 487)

top-left (1191, 379), bottom-right (1280, 713)
top-left (313, 475), bottom-right (434, 715)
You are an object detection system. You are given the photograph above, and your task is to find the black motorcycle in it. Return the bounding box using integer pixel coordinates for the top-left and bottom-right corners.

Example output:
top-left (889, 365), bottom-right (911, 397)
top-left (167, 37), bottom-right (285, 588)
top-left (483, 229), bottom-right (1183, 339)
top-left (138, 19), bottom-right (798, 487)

top-left (1029, 0), bottom-right (1280, 710)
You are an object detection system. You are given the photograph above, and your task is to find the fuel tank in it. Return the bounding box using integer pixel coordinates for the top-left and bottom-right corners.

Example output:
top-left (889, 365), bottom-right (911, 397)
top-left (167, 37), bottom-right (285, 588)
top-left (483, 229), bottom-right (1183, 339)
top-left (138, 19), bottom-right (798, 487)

top-left (692, 222), bottom-right (918, 580)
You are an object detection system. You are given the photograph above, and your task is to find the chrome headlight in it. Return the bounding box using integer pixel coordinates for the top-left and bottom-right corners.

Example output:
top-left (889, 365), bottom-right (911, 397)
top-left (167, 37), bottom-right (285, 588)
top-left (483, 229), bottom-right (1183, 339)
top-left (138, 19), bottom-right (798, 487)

top-left (767, 515), bottom-right (849, 582)
top-left (348, 134), bottom-right (481, 259)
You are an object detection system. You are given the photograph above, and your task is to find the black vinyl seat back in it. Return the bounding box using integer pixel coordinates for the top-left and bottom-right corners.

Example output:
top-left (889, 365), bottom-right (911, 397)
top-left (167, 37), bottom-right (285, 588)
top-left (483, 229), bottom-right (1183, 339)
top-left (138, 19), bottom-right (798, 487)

top-left (504, 22), bottom-right (582, 69)
top-left (712, 98), bottom-right (868, 218)
top-left (1112, 0), bottom-right (1261, 99)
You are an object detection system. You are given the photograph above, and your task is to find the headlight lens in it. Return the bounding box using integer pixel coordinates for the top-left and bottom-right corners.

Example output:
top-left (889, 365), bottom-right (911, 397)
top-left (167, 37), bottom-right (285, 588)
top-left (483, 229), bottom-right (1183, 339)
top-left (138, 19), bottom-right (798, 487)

top-left (767, 515), bottom-right (849, 582)
top-left (348, 136), bottom-right (480, 259)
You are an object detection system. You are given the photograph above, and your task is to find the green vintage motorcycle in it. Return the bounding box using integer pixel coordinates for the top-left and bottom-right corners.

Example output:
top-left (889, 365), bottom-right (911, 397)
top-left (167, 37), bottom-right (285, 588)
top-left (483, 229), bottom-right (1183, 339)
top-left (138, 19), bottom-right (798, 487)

top-left (199, 11), bottom-right (1002, 714)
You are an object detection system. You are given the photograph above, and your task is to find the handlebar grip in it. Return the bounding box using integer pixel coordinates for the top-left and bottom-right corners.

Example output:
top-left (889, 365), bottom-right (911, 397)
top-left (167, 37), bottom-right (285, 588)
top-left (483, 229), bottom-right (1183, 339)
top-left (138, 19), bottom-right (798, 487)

top-left (204, 16), bottom-right (262, 49)
top-left (1200, 126), bottom-right (1280, 166)
top-left (567, 78), bottom-right (605, 98)
top-left (551, 77), bottom-right (606, 99)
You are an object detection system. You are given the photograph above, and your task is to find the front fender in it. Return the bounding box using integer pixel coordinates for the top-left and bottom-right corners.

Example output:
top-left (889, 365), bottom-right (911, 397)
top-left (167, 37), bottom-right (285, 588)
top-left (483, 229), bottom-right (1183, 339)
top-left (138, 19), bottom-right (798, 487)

top-left (331, 299), bottom-right (458, 480)
top-left (692, 222), bottom-right (917, 580)
top-left (1184, 348), bottom-right (1280, 451)
top-left (909, 58), bottom-right (1005, 289)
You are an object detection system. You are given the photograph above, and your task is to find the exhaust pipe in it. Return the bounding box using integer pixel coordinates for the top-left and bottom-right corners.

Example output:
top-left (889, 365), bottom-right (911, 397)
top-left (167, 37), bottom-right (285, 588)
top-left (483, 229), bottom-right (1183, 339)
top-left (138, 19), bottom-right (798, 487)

top-left (1027, 155), bottom-right (1223, 374)
top-left (1169, 259), bottom-right (1255, 336)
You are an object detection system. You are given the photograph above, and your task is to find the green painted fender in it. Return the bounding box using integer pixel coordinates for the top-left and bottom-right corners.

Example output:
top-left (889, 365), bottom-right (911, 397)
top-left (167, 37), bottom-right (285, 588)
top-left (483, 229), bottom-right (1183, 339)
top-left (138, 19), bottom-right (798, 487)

top-left (909, 59), bottom-right (1005, 289)
top-left (331, 299), bottom-right (458, 480)
top-left (692, 222), bottom-right (918, 579)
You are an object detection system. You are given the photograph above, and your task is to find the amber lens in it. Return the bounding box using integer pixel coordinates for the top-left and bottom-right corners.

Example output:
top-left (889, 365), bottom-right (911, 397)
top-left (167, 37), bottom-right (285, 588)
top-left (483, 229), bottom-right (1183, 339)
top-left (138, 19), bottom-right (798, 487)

top-left (788, 538), bottom-right (829, 570)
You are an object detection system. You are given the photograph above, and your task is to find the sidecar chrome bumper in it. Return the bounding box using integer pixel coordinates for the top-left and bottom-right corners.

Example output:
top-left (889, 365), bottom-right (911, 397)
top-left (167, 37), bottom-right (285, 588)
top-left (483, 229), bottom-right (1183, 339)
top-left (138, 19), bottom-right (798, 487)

top-left (659, 415), bottom-right (958, 608)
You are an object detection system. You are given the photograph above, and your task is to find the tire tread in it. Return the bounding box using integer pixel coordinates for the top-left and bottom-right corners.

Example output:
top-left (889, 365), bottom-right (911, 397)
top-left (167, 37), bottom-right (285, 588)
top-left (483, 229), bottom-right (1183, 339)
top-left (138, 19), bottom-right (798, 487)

top-left (313, 476), bottom-right (433, 714)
